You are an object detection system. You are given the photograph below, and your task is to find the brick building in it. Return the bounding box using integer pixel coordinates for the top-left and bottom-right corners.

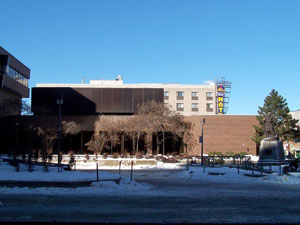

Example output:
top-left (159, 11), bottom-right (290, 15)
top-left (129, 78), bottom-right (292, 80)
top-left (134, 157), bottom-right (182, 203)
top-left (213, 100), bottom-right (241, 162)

top-left (185, 115), bottom-right (259, 156)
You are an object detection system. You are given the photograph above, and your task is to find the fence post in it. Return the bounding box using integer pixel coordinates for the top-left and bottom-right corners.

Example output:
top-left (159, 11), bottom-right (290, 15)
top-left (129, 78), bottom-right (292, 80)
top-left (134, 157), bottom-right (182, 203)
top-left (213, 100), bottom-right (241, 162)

top-left (130, 161), bottom-right (134, 181)
top-left (96, 163), bottom-right (99, 182)
top-left (279, 161), bottom-right (282, 176)
top-left (119, 160), bottom-right (122, 175)
top-left (186, 159), bottom-right (189, 171)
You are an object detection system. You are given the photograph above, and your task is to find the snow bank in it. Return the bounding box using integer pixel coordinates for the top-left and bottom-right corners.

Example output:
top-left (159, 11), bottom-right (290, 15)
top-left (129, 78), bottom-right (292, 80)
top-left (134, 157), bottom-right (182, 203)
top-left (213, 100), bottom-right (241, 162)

top-left (73, 159), bottom-right (185, 170)
top-left (0, 162), bottom-right (154, 196)
top-left (0, 162), bottom-right (119, 182)
top-left (182, 166), bottom-right (300, 185)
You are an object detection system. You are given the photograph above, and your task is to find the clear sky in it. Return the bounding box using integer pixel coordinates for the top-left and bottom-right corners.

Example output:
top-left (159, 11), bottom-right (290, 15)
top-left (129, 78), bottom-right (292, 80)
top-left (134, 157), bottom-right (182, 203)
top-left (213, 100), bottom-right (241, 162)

top-left (1, 0), bottom-right (299, 115)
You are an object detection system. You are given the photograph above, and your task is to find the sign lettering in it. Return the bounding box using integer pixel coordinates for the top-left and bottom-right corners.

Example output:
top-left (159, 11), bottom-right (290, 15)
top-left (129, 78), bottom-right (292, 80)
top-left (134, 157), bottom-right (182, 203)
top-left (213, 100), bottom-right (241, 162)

top-left (216, 86), bottom-right (225, 114)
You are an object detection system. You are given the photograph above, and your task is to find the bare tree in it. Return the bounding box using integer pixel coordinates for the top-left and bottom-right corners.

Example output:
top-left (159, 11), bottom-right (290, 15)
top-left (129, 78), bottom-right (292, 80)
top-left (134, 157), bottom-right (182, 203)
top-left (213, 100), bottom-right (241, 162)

top-left (87, 101), bottom-right (195, 156)
top-left (86, 116), bottom-right (124, 155)
top-left (62, 121), bottom-right (80, 135)
top-left (136, 100), bottom-right (195, 155)
top-left (39, 120), bottom-right (80, 157)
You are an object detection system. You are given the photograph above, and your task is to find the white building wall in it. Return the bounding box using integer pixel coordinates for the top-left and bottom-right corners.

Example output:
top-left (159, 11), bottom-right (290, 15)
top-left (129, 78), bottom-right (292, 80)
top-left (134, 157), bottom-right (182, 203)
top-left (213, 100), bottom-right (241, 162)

top-left (163, 86), bottom-right (216, 115)
top-left (291, 110), bottom-right (300, 125)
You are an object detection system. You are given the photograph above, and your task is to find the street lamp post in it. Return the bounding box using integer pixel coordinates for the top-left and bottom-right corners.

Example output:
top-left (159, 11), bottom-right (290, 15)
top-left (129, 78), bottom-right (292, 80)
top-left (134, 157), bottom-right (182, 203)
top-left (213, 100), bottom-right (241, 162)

top-left (57, 95), bottom-right (63, 171)
top-left (201, 118), bottom-right (205, 166)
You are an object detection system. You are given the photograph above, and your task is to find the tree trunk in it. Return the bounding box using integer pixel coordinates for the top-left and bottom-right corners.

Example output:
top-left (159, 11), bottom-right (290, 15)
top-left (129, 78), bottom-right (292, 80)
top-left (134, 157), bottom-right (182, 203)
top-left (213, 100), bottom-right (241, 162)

top-left (145, 133), bottom-right (153, 155)
top-left (132, 136), bottom-right (135, 155)
top-left (136, 132), bottom-right (140, 153)
top-left (162, 131), bottom-right (165, 156)
top-left (156, 133), bottom-right (160, 155)
top-left (121, 135), bottom-right (125, 155)
top-left (110, 141), bottom-right (113, 155)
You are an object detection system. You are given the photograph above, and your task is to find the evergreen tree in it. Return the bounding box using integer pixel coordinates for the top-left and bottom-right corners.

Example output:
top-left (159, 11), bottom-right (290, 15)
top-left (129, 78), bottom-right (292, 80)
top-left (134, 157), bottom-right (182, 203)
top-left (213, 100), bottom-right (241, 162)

top-left (253, 89), bottom-right (299, 144)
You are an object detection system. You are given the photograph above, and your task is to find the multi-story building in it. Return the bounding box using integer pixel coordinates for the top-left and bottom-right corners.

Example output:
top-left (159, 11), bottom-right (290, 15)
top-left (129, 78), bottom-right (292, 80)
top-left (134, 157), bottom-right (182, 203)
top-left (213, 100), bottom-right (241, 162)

top-left (0, 46), bottom-right (30, 116)
top-left (35, 75), bottom-right (231, 116)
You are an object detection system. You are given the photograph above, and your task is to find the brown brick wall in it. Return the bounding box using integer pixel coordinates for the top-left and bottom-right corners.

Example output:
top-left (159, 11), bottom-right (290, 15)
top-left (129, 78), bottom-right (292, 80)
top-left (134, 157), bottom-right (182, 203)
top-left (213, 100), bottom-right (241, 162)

top-left (185, 115), bottom-right (259, 156)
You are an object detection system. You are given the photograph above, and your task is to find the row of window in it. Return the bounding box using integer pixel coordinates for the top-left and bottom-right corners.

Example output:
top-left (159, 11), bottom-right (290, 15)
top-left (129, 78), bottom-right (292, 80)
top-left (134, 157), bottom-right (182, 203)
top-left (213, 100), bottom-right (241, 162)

top-left (7, 66), bottom-right (28, 87)
top-left (164, 91), bottom-right (214, 100)
top-left (176, 103), bottom-right (214, 112)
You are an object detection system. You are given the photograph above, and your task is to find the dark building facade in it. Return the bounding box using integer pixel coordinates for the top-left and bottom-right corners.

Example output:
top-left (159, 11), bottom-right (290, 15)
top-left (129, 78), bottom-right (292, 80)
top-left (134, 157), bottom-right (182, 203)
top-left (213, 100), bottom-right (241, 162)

top-left (0, 46), bottom-right (30, 116)
top-left (32, 87), bottom-right (164, 115)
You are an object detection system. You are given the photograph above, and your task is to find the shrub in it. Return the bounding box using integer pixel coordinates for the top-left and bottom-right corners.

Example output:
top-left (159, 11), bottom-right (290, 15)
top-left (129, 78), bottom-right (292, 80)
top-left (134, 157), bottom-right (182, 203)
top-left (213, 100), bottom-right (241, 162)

top-left (209, 152), bottom-right (223, 156)
top-left (112, 153), bottom-right (119, 159)
top-left (136, 152), bottom-right (143, 159)
top-left (215, 158), bottom-right (225, 165)
top-left (156, 156), bottom-right (166, 161)
top-left (164, 158), bottom-right (178, 163)
top-left (103, 153), bottom-right (108, 159)
top-left (238, 152), bottom-right (247, 156)
top-left (225, 151), bottom-right (235, 156)
top-left (145, 154), bottom-right (154, 159)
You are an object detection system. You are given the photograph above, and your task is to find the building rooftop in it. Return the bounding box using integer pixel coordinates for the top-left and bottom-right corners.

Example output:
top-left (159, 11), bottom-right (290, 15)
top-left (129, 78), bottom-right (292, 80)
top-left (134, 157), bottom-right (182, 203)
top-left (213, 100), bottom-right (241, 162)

top-left (36, 75), bottom-right (216, 89)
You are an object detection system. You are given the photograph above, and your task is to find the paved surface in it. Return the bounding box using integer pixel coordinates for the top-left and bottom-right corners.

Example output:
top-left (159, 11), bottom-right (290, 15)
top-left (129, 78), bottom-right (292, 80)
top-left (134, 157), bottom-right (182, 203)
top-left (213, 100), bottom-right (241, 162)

top-left (1, 171), bottom-right (300, 223)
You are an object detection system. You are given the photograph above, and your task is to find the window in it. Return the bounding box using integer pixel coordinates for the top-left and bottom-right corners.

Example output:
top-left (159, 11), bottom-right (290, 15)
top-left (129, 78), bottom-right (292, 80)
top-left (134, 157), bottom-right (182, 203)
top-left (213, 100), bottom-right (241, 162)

top-left (164, 91), bottom-right (169, 100)
top-left (206, 103), bottom-right (213, 112)
top-left (206, 92), bottom-right (213, 100)
top-left (192, 103), bottom-right (198, 111)
top-left (177, 91), bottom-right (184, 100)
top-left (7, 66), bottom-right (28, 87)
top-left (177, 103), bottom-right (184, 111)
top-left (192, 92), bottom-right (198, 100)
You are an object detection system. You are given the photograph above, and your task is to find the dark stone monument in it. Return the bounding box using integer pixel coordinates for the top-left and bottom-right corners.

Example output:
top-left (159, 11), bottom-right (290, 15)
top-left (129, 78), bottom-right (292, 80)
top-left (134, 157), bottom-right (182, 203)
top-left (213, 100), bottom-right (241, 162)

top-left (258, 113), bottom-right (285, 163)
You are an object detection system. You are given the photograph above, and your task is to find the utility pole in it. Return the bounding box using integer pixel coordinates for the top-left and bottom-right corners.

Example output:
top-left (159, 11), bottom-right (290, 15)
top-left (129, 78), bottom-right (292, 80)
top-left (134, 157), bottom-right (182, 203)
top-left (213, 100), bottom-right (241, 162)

top-left (201, 118), bottom-right (205, 166)
top-left (57, 95), bottom-right (63, 171)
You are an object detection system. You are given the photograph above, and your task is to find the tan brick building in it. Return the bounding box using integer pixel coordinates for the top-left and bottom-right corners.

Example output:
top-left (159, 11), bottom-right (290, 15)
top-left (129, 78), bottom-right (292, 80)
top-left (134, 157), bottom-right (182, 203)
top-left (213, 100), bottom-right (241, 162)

top-left (185, 115), bottom-right (259, 156)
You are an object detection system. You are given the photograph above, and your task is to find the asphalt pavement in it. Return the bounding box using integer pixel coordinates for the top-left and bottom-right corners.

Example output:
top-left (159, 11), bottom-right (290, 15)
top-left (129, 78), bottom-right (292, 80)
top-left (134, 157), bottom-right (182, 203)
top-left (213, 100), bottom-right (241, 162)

top-left (1, 170), bottom-right (300, 223)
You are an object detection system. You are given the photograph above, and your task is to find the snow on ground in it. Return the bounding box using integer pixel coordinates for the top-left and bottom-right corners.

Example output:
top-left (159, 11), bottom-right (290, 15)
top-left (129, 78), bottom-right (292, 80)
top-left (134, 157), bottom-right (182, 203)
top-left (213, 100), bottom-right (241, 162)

top-left (182, 165), bottom-right (300, 185)
top-left (1, 159), bottom-right (300, 196)
top-left (74, 160), bottom-right (185, 170)
top-left (0, 162), bottom-right (120, 182)
top-left (0, 162), bottom-right (153, 196)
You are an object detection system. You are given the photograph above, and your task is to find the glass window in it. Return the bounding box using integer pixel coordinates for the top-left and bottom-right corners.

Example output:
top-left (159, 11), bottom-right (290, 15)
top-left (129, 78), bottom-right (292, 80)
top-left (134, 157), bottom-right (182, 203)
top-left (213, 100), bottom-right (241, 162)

top-left (206, 103), bottom-right (213, 112)
top-left (177, 103), bottom-right (184, 109)
top-left (192, 103), bottom-right (198, 109)
top-left (164, 91), bottom-right (169, 97)
top-left (206, 92), bottom-right (213, 97)
top-left (192, 92), bottom-right (198, 97)
top-left (7, 66), bottom-right (28, 87)
top-left (177, 91), bottom-right (184, 97)
top-left (206, 92), bottom-right (213, 100)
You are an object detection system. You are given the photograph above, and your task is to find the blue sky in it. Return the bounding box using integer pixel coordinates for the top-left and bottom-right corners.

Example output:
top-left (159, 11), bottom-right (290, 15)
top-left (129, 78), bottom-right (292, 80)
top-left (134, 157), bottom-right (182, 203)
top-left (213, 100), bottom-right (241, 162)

top-left (1, 0), bottom-right (299, 115)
